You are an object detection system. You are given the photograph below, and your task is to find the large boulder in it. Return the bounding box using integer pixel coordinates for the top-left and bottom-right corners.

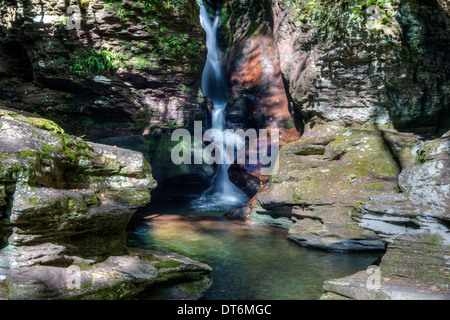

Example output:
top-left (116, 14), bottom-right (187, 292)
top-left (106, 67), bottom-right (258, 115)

top-left (0, 106), bottom-right (211, 299)
top-left (2, 248), bottom-right (212, 300)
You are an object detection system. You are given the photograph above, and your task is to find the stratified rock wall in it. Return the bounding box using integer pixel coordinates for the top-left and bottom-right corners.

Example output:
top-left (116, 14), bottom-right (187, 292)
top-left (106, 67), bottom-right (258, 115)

top-left (0, 0), bottom-right (206, 138)
top-left (223, 0), bottom-right (449, 296)
top-left (271, 0), bottom-right (449, 135)
top-left (219, 0), bottom-right (299, 195)
top-left (322, 132), bottom-right (449, 299)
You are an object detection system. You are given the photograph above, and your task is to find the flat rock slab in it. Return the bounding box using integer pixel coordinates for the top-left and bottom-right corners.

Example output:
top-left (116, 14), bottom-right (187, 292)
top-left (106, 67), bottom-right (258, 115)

top-left (0, 248), bottom-right (212, 300)
top-left (322, 270), bottom-right (450, 300)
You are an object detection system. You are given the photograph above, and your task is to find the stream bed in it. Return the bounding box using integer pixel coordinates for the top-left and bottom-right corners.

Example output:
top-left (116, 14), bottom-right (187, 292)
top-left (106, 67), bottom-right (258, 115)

top-left (126, 200), bottom-right (382, 300)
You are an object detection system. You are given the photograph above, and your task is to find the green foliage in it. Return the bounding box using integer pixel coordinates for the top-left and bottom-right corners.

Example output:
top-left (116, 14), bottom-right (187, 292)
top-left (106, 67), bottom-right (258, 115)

top-left (154, 31), bottom-right (201, 61)
top-left (179, 84), bottom-right (190, 93)
top-left (104, 1), bottom-right (134, 21)
top-left (220, 7), bottom-right (228, 23)
top-left (347, 174), bottom-right (357, 183)
top-left (293, 0), bottom-right (394, 39)
top-left (352, 0), bottom-right (392, 22)
top-left (102, 0), bottom-right (202, 68)
top-left (133, 54), bottom-right (158, 69)
top-left (162, 0), bottom-right (184, 10)
top-left (56, 16), bottom-right (68, 28)
top-left (70, 48), bottom-right (124, 77)
top-left (79, 0), bottom-right (90, 9)
top-left (104, 0), bottom-right (185, 21)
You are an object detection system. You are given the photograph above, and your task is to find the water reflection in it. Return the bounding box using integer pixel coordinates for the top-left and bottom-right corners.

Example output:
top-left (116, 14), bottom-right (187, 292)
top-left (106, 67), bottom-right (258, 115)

top-left (127, 208), bottom-right (381, 300)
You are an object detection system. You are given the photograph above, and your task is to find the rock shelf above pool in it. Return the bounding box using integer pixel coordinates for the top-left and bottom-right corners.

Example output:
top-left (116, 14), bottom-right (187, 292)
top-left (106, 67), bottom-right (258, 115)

top-left (0, 107), bottom-right (212, 300)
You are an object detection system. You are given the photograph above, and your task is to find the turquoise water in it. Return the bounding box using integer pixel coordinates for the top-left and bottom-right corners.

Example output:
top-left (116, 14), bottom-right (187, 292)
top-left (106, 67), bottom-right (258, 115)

top-left (126, 200), bottom-right (382, 300)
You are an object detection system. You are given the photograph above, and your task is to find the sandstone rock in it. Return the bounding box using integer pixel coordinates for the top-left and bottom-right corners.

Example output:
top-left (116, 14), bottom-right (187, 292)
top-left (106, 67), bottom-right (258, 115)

top-left (321, 270), bottom-right (449, 300)
top-left (0, 248), bottom-right (212, 300)
top-left (398, 137), bottom-right (450, 218)
top-left (323, 133), bottom-right (450, 299)
top-left (0, 105), bottom-right (155, 262)
top-left (271, 0), bottom-right (450, 134)
top-left (248, 125), bottom-right (418, 251)
top-left (0, 107), bottom-right (212, 299)
top-left (0, 0), bottom-right (206, 139)
top-left (221, 0), bottom-right (300, 188)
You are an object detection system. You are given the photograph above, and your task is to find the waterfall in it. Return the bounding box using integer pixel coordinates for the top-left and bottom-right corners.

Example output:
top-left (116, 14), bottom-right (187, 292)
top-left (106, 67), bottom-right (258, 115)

top-left (195, 1), bottom-right (248, 208)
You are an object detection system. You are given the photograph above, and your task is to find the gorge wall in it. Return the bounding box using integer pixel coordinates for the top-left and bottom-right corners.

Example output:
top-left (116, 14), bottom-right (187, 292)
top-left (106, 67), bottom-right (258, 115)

top-left (0, 0), bottom-right (448, 300)
top-left (0, 0), bottom-right (217, 199)
top-left (0, 0), bottom-right (207, 138)
top-left (219, 0), bottom-right (449, 298)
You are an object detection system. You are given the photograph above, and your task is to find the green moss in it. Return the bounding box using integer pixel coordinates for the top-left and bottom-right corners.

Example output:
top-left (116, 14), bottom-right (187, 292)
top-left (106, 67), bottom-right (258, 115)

top-left (178, 276), bottom-right (211, 297)
top-left (416, 149), bottom-right (429, 164)
top-left (10, 115), bottom-right (65, 134)
top-left (69, 280), bottom-right (137, 300)
top-left (292, 193), bottom-right (300, 204)
top-left (27, 197), bottom-right (39, 206)
top-left (153, 260), bottom-right (183, 270)
top-left (0, 163), bottom-right (30, 182)
top-left (347, 174), bottom-right (357, 183)
top-left (16, 150), bottom-right (40, 158)
top-left (57, 134), bottom-right (94, 163)
top-left (109, 189), bottom-right (151, 207)
top-left (381, 234), bottom-right (450, 285)
top-left (354, 197), bottom-right (370, 209)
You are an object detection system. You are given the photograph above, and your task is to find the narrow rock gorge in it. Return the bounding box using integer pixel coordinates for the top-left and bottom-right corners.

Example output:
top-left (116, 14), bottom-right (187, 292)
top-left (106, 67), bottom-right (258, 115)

top-left (0, 0), bottom-right (448, 300)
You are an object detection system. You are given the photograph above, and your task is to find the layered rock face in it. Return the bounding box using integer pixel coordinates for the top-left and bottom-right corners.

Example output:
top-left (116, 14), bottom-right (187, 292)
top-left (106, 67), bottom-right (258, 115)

top-left (216, 0), bottom-right (299, 197)
top-left (0, 0), bottom-right (219, 199)
top-left (222, 0), bottom-right (449, 298)
top-left (0, 106), bottom-right (211, 299)
top-left (272, 0), bottom-right (449, 134)
top-left (0, 0), bottom-right (206, 139)
top-left (251, 125), bottom-right (419, 251)
top-left (322, 133), bottom-right (449, 299)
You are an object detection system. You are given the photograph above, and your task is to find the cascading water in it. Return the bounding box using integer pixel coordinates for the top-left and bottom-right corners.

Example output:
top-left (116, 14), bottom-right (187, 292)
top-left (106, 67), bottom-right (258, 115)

top-left (195, 1), bottom-right (248, 208)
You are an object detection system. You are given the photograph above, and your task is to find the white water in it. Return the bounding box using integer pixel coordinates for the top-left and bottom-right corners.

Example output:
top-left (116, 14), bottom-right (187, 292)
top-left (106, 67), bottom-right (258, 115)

top-left (195, 1), bottom-right (248, 208)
